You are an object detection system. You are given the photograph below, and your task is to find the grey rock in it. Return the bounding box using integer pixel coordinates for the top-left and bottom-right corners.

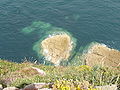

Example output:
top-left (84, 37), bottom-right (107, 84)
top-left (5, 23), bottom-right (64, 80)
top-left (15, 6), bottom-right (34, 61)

top-left (23, 83), bottom-right (47, 90)
top-left (95, 84), bottom-right (117, 90)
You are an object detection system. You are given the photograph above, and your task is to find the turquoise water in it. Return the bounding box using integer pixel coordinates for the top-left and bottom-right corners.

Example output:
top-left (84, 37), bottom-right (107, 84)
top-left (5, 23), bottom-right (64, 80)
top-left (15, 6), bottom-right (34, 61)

top-left (0, 0), bottom-right (120, 62)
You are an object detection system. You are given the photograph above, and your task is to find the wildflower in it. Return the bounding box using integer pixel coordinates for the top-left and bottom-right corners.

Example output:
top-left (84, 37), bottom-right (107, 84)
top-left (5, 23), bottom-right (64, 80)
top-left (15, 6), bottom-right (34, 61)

top-left (79, 65), bottom-right (92, 71)
top-left (61, 86), bottom-right (70, 90)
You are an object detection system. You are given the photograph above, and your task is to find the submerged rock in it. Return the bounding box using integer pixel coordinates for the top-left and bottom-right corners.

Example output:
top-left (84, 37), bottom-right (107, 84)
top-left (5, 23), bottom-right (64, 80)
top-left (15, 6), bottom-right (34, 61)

top-left (84, 43), bottom-right (120, 67)
top-left (41, 34), bottom-right (73, 65)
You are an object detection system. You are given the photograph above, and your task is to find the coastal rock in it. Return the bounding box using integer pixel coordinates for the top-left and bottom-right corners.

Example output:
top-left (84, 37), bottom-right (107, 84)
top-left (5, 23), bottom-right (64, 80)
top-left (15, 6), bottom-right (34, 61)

top-left (41, 34), bottom-right (73, 65)
top-left (3, 87), bottom-right (19, 90)
top-left (84, 43), bottom-right (120, 67)
top-left (23, 83), bottom-right (47, 90)
top-left (95, 84), bottom-right (117, 90)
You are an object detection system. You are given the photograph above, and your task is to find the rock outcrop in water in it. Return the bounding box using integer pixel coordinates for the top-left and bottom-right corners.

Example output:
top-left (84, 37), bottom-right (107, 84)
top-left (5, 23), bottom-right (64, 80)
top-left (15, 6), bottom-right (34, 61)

top-left (41, 34), bottom-right (73, 65)
top-left (84, 43), bottom-right (120, 67)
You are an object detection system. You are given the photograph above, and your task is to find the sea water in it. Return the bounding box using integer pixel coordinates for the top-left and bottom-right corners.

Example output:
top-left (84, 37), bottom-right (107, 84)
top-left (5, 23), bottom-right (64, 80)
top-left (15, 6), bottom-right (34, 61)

top-left (0, 0), bottom-right (120, 62)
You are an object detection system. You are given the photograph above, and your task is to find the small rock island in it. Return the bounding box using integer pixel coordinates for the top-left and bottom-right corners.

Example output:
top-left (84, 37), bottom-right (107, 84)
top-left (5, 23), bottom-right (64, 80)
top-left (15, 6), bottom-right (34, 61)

top-left (41, 34), bottom-right (73, 65)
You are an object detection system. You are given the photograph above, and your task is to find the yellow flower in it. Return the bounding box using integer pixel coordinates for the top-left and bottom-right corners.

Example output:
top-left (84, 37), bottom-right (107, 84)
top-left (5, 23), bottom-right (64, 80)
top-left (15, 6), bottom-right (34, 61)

top-left (76, 87), bottom-right (83, 90)
top-left (61, 86), bottom-right (70, 90)
top-left (79, 65), bottom-right (92, 71)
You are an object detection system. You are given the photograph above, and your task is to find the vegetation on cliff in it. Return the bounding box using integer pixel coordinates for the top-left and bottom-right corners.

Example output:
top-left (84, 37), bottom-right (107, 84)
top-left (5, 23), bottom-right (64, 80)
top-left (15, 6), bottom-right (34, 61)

top-left (0, 59), bottom-right (119, 89)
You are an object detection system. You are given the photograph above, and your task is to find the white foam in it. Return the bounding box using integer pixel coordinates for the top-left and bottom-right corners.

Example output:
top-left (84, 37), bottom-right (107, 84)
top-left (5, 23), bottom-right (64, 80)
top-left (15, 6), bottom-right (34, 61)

top-left (44, 49), bottom-right (49, 54)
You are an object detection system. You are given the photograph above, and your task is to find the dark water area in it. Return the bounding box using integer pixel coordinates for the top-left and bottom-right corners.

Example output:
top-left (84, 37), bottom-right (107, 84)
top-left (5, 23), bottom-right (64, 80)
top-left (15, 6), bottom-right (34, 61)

top-left (0, 0), bottom-right (120, 62)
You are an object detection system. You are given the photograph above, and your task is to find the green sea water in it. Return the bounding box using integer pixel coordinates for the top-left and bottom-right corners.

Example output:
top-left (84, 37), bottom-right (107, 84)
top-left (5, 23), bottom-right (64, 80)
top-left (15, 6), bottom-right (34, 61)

top-left (0, 0), bottom-right (120, 63)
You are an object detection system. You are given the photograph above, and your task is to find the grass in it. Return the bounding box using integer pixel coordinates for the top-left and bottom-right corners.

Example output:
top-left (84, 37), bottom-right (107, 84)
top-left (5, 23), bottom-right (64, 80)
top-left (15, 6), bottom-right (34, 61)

top-left (0, 59), bottom-right (119, 89)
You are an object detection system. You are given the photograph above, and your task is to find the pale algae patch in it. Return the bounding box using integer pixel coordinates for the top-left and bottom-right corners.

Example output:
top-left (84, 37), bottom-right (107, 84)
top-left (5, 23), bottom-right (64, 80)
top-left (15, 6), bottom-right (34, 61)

top-left (21, 26), bottom-right (35, 34)
top-left (21, 21), bottom-right (76, 65)
top-left (65, 14), bottom-right (80, 21)
top-left (21, 21), bottom-right (52, 34)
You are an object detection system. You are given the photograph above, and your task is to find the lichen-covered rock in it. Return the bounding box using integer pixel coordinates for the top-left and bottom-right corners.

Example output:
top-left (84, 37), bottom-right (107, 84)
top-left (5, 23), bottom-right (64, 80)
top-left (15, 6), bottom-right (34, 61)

top-left (84, 43), bottom-right (120, 67)
top-left (41, 34), bottom-right (73, 65)
top-left (3, 87), bottom-right (19, 90)
top-left (23, 83), bottom-right (47, 90)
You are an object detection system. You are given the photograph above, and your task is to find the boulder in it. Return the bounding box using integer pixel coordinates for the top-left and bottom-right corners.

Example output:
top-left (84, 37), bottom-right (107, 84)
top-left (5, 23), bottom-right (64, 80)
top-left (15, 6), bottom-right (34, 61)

top-left (23, 83), bottom-right (48, 90)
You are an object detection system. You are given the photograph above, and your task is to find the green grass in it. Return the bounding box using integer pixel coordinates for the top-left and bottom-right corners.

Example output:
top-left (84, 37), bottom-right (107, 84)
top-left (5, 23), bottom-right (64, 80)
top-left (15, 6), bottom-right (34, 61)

top-left (0, 59), bottom-right (119, 89)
